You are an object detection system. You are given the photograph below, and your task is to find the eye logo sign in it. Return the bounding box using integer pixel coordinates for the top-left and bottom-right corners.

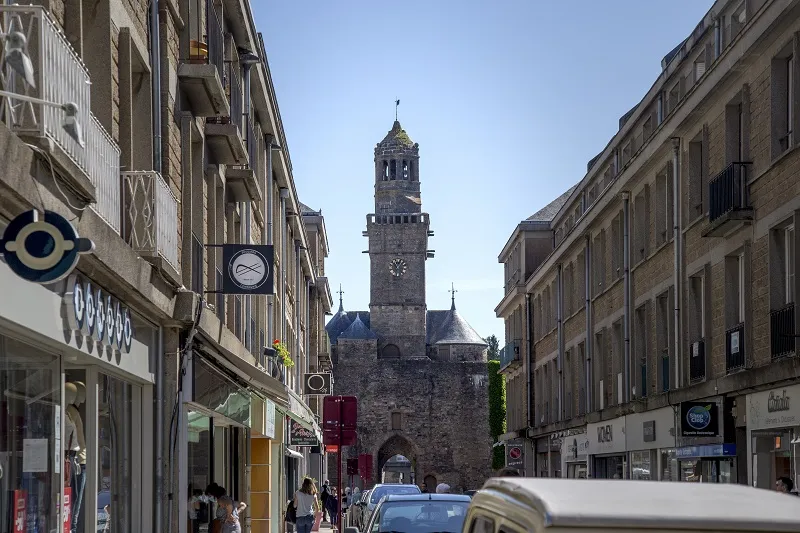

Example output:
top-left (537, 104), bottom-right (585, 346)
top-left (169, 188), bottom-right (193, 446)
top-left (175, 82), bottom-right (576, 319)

top-left (0, 210), bottom-right (94, 284)
top-left (65, 274), bottom-right (133, 354)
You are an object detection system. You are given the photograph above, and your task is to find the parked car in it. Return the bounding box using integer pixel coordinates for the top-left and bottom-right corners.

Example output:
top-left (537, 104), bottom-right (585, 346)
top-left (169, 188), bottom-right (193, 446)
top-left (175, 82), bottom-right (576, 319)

top-left (360, 483), bottom-right (421, 528)
top-left (346, 493), bottom-right (471, 533)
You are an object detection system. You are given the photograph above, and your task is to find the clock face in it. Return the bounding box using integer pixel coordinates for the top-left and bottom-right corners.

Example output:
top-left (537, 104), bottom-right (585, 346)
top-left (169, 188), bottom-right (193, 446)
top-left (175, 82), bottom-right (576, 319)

top-left (389, 258), bottom-right (408, 277)
top-left (229, 249), bottom-right (269, 290)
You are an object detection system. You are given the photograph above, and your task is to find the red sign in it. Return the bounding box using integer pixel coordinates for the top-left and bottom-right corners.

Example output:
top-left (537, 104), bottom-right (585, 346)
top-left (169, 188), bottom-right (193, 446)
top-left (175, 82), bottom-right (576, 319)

top-left (63, 487), bottom-right (72, 531)
top-left (509, 446), bottom-right (522, 460)
top-left (325, 444), bottom-right (339, 453)
top-left (358, 453), bottom-right (373, 481)
top-left (12, 490), bottom-right (26, 533)
top-left (322, 396), bottom-right (358, 446)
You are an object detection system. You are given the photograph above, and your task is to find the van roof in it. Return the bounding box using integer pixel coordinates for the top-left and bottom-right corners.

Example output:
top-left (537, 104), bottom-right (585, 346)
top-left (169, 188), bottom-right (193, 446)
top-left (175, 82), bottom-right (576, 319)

top-left (479, 479), bottom-right (800, 531)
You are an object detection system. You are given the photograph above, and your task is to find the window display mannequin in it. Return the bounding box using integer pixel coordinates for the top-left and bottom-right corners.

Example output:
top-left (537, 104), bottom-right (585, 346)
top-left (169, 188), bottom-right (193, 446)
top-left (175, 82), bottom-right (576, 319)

top-left (65, 381), bottom-right (86, 533)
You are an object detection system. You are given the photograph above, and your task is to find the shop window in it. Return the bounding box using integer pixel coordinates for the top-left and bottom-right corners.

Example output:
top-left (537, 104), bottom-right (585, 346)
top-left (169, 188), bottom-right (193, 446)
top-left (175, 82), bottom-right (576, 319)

top-left (660, 448), bottom-right (678, 481)
top-left (0, 336), bottom-right (61, 533)
top-left (630, 450), bottom-right (652, 480)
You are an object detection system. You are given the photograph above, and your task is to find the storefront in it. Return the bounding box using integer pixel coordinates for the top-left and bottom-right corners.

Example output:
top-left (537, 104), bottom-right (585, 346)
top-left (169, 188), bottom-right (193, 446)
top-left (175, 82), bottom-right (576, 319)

top-left (675, 398), bottom-right (737, 483)
top-left (746, 383), bottom-right (800, 489)
top-left (625, 407), bottom-right (677, 481)
top-left (0, 264), bottom-right (157, 533)
top-left (559, 429), bottom-right (588, 479)
top-left (587, 416), bottom-right (626, 479)
top-left (534, 435), bottom-right (561, 477)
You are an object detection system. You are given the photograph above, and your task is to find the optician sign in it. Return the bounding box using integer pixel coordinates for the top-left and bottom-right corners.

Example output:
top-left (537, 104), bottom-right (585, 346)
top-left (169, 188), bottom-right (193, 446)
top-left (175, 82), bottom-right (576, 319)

top-left (747, 384), bottom-right (800, 431)
top-left (64, 274), bottom-right (133, 354)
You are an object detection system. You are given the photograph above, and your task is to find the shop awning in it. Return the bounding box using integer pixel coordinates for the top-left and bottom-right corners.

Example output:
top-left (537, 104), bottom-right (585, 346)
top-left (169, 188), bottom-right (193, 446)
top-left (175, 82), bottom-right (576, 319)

top-left (279, 389), bottom-right (323, 442)
top-left (285, 448), bottom-right (304, 460)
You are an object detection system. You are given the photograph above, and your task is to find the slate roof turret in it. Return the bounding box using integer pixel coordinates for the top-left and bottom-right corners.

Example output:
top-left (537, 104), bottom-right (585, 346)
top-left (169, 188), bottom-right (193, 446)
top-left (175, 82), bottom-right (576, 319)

top-left (339, 313), bottom-right (378, 340)
top-left (379, 120), bottom-right (415, 148)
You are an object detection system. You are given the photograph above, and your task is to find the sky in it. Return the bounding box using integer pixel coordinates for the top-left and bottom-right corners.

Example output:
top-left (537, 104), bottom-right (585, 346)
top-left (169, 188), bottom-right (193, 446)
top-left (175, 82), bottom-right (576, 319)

top-left (253, 0), bottom-right (714, 342)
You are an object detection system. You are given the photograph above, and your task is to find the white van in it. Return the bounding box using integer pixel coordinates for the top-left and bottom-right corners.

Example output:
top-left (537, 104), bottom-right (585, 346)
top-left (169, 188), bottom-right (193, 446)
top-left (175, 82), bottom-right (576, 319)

top-left (464, 478), bottom-right (800, 533)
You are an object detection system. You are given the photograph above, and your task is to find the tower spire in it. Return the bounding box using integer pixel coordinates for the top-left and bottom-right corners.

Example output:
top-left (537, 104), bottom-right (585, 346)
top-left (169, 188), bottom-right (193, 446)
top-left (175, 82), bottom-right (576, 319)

top-left (337, 284), bottom-right (345, 312)
top-left (449, 282), bottom-right (458, 310)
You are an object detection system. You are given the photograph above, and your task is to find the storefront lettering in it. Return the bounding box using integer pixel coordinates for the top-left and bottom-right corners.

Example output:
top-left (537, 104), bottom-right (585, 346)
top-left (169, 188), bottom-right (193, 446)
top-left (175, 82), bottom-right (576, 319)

top-left (64, 274), bottom-right (133, 354)
top-left (767, 390), bottom-right (790, 413)
top-left (597, 425), bottom-right (613, 443)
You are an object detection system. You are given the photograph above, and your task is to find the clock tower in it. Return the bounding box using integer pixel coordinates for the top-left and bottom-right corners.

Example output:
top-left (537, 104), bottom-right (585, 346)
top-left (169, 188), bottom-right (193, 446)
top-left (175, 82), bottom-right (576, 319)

top-left (366, 121), bottom-right (432, 358)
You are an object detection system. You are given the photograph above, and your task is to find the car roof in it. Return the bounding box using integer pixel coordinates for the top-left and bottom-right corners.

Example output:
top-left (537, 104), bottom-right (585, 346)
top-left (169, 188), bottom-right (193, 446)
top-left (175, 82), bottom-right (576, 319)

top-left (383, 493), bottom-right (471, 502)
top-left (371, 484), bottom-right (419, 489)
top-left (477, 478), bottom-right (800, 532)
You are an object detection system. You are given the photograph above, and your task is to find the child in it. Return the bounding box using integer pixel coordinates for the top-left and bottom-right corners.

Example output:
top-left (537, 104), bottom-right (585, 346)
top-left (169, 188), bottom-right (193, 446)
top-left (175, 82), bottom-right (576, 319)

top-left (217, 495), bottom-right (247, 533)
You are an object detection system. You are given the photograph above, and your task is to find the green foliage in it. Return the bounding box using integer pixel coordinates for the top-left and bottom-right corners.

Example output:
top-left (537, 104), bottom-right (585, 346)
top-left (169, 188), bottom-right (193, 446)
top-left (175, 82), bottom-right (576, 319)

top-left (487, 359), bottom-right (507, 470)
top-left (485, 334), bottom-right (500, 362)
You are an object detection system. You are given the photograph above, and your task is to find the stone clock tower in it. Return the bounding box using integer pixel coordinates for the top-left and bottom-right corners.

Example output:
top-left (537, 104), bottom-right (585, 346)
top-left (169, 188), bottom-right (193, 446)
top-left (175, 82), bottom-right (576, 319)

top-left (366, 121), bottom-right (432, 358)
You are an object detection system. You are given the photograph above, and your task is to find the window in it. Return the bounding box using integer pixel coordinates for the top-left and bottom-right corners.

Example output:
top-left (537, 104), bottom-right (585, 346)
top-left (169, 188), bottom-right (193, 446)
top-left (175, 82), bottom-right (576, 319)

top-left (611, 321), bottom-right (623, 405)
top-left (574, 251), bottom-right (586, 313)
top-left (468, 515), bottom-right (495, 533)
top-left (771, 45), bottom-right (796, 157)
top-left (725, 91), bottom-right (748, 164)
top-left (688, 127), bottom-right (708, 220)
top-left (656, 290), bottom-right (672, 392)
top-left (577, 342), bottom-right (587, 415)
top-left (611, 212), bottom-right (624, 280)
top-left (564, 263), bottom-right (574, 317)
top-left (633, 186), bottom-right (650, 262)
top-left (688, 272), bottom-right (707, 342)
top-left (634, 303), bottom-right (649, 398)
top-left (564, 349), bottom-right (573, 419)
top-left (391, 412), bottom-right (402, 431)
top-left (594, 329), bottom-right (606, 411)
top-left (216, 268), bottom-right (225, 321)
top-left (770, 223), bottom-right (795, 308)
top-left (654, 166), bottom-right (674, 246)
top-left (191, 233), bottom-right (204, 293)
top-left (593, 230), bottom-right (606, 296)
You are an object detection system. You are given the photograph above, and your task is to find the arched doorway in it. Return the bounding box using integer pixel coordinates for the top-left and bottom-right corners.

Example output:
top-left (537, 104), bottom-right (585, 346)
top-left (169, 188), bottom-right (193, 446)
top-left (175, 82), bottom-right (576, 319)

top-left (382, 454), bottom-right (412, 484)
top-left (376, 434), bottom-right (417, 485)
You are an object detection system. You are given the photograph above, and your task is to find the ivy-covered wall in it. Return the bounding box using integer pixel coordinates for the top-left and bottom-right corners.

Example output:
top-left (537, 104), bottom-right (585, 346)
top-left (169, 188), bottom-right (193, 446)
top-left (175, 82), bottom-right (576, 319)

top-left (488, 359), bottom-right (506, 470)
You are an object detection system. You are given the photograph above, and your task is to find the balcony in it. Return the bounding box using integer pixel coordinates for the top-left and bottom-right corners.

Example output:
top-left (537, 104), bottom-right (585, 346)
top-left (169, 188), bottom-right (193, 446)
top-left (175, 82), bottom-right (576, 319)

top-left (177, 0), bottom-right (229, 117)
top-left (770, 303), bottom-right (796, 359)
top-left (123, 171), bottom-right (180, 284)
top-left (702, 162), bottom-right (753, 237)
top-left (689, 339), bottom-right (706, 383)
top-left (206, 60), bottom-right (246, 165)
top-left (725, 323), bottom-right (745, 372)
top-left (499, 339), bottom-right (522, 371)
top-left (0, 4), bottom-right (121, 234)
top-left (226, 116), bottom-right (260, 202)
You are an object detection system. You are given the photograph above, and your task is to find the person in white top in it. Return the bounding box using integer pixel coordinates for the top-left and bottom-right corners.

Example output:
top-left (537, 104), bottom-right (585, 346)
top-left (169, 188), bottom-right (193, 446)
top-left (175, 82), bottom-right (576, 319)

top-left (292, 478), bottom-right (320, 533)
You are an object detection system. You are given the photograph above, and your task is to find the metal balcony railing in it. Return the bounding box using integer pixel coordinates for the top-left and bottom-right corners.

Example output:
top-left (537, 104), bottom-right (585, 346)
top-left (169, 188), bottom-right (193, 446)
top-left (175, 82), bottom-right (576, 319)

top-left (499, 339), bottom-right (521, 370)
top-left (226, 60), bottom-right (243, 131)
top-left (709, 162), bottom-right (751, 223)
top-left (87, 113), bottom-right (121, 233)
top-left (689, 339), bottom-right (706, 383)
top-left (770, 303), bottom-right (796, 359)
top-left (0, 5), bottom-right (91, 172)
top-left (206, 0), bottom-right (224, 81)
top-left (726, 323), bottom-right (745, 371)
top-left (123, 171), bottom-right (179, 271)
top-left (245, 115), bottom-right (257, 171)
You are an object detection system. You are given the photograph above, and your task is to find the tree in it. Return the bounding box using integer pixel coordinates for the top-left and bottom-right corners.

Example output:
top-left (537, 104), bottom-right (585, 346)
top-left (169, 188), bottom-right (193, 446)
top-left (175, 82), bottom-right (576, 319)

top-left (485, 335), bottom-right (506, 470)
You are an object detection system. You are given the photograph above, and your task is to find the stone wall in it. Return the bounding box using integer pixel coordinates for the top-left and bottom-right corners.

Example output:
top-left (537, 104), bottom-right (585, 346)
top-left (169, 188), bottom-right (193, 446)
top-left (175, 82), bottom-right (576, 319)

top-left (330, 358), bottom-right (492, 492)
top-left (338, 338), bottom-right (377, 363)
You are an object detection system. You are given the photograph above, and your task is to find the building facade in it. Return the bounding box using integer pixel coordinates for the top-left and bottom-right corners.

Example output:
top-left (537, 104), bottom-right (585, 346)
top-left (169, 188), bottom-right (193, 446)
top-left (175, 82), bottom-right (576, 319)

top-left (325, 121), bottom-right (492, 492)
top-left (497, 0), bottom-right (800, 488)
top-left (0, 1), bottom-right (330, 533)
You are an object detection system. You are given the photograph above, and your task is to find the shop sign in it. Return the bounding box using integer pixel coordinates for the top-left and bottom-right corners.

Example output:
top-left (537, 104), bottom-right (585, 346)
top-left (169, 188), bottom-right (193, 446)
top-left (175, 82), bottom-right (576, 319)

top-left (587, 417), bottom-right (626, 455)
top-left (63, 487), bottom-right (72, 532)
top-left (12, 490), bottom-right (26, 533)
top-left (747, 384), bottom-right (800, 431)
top-left (303, 372), bottom-right (332, 395)
top-left (675, 443), bottom-right (736, 458)
top-left (64, 274), bottom-right (133, 354)
top-left (643, 421), bottom-right (656, 442)
top-left (506, 438), bottom-right (524, 469)
top-left (221, 244), bottom-right (274, 295)
top-left (289, 419), bottom-right (319, 446)
top-left (563, 433), bottom-right (589, 461)
top-left (680, 401), bottom-right (719, 437)
top-left (264, 399), bottom-right (276, 439)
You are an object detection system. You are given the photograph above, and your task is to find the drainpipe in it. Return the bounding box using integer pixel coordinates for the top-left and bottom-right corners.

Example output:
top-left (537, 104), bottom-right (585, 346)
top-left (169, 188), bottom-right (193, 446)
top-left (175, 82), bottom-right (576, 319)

top-left (149, 0), bottom-right (162, 172)
top-left (671, 138), bottom-right (683, 389)
top-left (622, 192), bottom-right (631, 403)
top-left (525, 293), bottom-right (533, 429)
top-left (295, 239), bottom-right (301, 388)
top-left (557, 264), bottom-right (564, 420)
top-left (154, 325), bottom-right (164, 533)
top-left (265, 137), bottom-right (280, 343)
top-left (280, 189), bottom-right (289, 343)
top-left (584, 235), bottom-right (592, 415)
top-left (306, 278), bottom-right (311, 374)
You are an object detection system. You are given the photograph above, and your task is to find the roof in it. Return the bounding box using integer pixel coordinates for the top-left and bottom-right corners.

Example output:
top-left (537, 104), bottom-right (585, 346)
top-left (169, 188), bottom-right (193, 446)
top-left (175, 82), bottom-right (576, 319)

top-left (477, 479), bottom-right (800, 532)
top-left (380, 120), bottom-right (415, 148)
top-left (382, 494), bottom-right (472, 503)
top-left (339, 313), bottom-right (377, 340)
top-left (525, 185), bottom-right (578, 222)
top-left (299, 202), bottom-right (320, 215)
top-left (325, 309), bottom-right (371, 345)
top-left (429, 308), bottom-right (487, 346)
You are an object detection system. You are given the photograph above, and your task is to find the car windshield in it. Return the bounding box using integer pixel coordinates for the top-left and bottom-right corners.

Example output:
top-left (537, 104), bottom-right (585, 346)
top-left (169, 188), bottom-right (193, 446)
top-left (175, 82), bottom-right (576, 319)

top-left (370, 500), bottom-right (469, 533)
top-left (369, 486), bottom-right (420, 504)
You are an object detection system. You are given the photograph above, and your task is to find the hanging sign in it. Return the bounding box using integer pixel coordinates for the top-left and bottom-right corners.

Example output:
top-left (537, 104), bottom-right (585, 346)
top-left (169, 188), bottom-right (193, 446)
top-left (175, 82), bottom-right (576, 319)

top-left (64, 274), bottom-right (133, 354)
top-left (221, 244), bottom-right (274, 295)
top-left (0, 210), bottom-right (94, 284)
top-left (303, 373), bottom-right (332, 395)
top-left (289, 419), bottom-right (319, 446)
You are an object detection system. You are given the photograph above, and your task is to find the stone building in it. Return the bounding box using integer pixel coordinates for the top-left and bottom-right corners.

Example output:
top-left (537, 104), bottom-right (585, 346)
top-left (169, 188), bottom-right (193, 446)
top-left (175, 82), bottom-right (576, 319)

top-left (497, 0), bottom-right (800, 486)
top-left (0, 1), bottom-right (330, 532)
top-left (326, 121), bottom-right (492, 492)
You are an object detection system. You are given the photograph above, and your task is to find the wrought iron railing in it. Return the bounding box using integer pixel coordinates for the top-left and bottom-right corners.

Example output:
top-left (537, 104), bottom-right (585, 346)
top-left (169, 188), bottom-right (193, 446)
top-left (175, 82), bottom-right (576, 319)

top-left (123, 171), bottom-right (179, 271)
top-left (726, 323), bottom-right (745, 371)
top-left (87, 113), bottom-right (121, 233)
top-left (0, 5), bottom-right (92, 173)
top-left (770, 303), bottom-right (796, 359)
top-left (206, 0), bottom-right (224, 81)
top-left (689, 339), bottom-right (706, 383)
top-left (499, 340), bottom-right (521, 369)
top-left (709, 162), bottom-right (751, 223)
top-left (226, 60), bottom-right (243, 131)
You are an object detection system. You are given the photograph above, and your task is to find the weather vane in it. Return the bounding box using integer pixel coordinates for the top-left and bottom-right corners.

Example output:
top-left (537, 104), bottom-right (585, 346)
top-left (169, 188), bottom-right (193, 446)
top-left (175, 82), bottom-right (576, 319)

top-left (337, 284), bottom-right (345, 308)
top-left (449, 282), bottom-right (458, 309)
top-left (395, 98), bottom-right (400, 121)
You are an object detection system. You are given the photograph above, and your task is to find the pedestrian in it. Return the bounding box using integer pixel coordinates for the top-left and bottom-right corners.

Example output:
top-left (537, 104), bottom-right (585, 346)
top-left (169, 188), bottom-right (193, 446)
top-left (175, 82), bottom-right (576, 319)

top-left (435, 483), bottom-right (450, 494)
top-left (217, 496), bottom-right (246, 533)
top-left (320, 480), bottom-right (330, 522)
top-left (293, 478), bottom-right (321, 533)
top-left (776, 476), bottom-right (799, 495)
top-left (497, 467), bottom-right (521, 477)
top-left (420, 482), bottom-right (429, 493)
top-left (325, 488), bottom-right (340, 528)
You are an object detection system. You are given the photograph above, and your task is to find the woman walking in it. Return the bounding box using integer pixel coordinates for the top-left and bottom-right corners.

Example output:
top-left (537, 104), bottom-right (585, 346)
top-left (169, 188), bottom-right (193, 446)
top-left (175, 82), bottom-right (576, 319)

top-left (293, 478), bottom-right (320, 533)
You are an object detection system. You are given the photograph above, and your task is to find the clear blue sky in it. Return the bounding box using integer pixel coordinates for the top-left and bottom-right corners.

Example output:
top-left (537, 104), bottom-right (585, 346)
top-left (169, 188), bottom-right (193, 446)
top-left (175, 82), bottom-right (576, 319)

top-left (254, 0), bottom-right (713, 342)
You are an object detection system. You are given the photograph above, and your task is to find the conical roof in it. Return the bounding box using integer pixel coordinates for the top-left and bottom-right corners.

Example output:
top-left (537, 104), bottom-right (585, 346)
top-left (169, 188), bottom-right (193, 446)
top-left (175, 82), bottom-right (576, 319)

top-left (325, 301), bottom-right (352, 345)
top-left (380, 120), bottom-right (415, 148)
top-left (339, 314), bottom-right (378, 340)
top-left (432, 308), bottom-right (487, 346)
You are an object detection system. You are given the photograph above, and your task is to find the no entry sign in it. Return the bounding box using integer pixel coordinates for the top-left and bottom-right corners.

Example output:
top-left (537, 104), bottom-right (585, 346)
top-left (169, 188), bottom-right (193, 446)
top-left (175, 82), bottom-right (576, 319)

top-left (506, 438), bottom-right (524, 469)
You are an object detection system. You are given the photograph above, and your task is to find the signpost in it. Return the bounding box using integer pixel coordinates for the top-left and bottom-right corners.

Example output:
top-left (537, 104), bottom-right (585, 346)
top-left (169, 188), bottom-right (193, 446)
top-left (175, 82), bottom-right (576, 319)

top-left (323, 395), bottom-right (357, 525)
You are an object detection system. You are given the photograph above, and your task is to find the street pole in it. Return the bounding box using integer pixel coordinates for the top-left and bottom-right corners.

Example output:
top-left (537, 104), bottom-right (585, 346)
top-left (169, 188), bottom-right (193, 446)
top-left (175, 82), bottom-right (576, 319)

top-left (337, 396), bottom-right (343, 532)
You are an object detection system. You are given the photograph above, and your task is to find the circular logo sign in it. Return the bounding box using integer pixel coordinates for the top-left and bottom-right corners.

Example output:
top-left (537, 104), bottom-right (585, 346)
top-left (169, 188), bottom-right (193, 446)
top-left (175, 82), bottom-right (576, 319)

top-left (63, 276), bottom-right (134, 354)
top-left (508, 446), bottom-right (522, 460)
top-left (0, 210), bottom-right (94, 284)
top-left (228, 248), bottom-right (269, 290)
top-left (686, 405), bottom-right (712, 430)
top-left (307, 374), bottom-right (327, 392)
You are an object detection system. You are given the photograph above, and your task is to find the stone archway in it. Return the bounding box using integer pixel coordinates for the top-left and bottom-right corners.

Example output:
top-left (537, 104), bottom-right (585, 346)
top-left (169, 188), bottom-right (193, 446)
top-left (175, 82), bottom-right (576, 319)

top-left (375, 434), bottom-right (418, 485)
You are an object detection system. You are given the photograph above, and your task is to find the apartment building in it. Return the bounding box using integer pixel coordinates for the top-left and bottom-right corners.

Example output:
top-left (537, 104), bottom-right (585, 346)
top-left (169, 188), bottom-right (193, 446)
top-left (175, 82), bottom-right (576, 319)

top-left (497, 0), bottom-right (800, 488)
top-left (0, 1), bottom-right (331, 532)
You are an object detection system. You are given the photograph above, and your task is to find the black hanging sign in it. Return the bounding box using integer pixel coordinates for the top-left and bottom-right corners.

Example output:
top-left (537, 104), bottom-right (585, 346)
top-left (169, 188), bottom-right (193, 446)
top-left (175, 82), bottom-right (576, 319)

top-left (0, 210), bottom-right (94, 284)
top-left (221, 244), bottom-right (274, 295)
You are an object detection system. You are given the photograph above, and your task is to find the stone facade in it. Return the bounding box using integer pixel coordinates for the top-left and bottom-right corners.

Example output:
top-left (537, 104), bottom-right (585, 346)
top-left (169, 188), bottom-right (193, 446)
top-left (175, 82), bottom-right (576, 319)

top-left (327, 122), bottom-right (492, 492)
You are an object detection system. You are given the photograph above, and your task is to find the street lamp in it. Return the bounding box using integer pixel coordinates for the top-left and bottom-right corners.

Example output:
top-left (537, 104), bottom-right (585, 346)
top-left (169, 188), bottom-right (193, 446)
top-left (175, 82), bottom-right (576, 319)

top-left (0, 29), bottom-right (85, 146)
